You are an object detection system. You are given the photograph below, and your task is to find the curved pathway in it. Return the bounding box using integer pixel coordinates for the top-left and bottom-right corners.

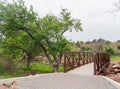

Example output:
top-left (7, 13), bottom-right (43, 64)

top-left (0, 63), bottom-right (120, 89)
top-left (0, 73), bottom-right (118, 89)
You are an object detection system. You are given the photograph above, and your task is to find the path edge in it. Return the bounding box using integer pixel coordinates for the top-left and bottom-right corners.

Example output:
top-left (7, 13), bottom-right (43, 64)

top-left (101, 76), bottom-right (120, 89)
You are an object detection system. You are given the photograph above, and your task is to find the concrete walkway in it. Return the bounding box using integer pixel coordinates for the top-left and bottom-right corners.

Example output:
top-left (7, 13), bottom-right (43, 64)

top-left (0, 73), bottom-right (119, 89)
top-left (67, 63), bottom-right (94, 76)
top-left (0, 63), bottom-right (120, 89)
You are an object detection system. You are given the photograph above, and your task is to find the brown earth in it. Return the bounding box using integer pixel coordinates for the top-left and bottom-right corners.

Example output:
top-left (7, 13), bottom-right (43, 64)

top-left (105, 62), bottom-right (120, 83)
top-left (106, 74), bottom-right (120, 83)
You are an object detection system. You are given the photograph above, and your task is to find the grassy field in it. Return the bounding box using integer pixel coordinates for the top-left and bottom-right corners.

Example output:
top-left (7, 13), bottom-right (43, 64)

top-left (110, 56), bottom-right (120, 62)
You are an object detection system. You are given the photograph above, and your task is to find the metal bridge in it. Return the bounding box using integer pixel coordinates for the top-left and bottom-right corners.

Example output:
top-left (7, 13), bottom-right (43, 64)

top-left (64, 51), bottom-right (110, 75)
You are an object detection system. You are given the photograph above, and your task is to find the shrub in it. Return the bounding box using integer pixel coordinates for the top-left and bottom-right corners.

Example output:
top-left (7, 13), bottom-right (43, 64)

top-left (117, 45), bottom-right (120, 50)
top-left (104, 47), bottom-right (114, 56)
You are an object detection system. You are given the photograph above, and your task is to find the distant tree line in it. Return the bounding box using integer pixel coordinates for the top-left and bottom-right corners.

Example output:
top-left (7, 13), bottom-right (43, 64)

top-left (74, 38), bottom-right (120, 56)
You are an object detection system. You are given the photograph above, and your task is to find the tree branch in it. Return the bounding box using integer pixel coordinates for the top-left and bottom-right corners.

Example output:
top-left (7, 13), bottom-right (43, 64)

top-left (17, 26), bottom-right (36, 40)
top-left (57, 29), bottom-right (68, 39)
top-left (40, 44), bottom-right (54, 66)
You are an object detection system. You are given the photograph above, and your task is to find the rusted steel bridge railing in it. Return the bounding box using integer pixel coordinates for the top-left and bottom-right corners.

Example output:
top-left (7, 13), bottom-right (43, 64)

top-left (64, 51), bottom-right (94, 73)
top-left (64, 51), bottom-right (110, 75)
top-left (94, 52), bottom-right (110, 75)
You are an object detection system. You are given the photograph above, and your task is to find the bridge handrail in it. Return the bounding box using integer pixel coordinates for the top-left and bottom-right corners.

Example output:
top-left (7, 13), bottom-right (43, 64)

top-left (64, 51), bottom-right (110, 75)
top-left (64, 51), bottom-right (94, 72)
top-left (94, 52), bottom-right (110, 75)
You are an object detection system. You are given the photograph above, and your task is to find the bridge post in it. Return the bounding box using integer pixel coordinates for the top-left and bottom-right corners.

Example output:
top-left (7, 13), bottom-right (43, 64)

top-left (91, 53), bottom-right (93, 62)
top-left (86, 52), bottom-right (88, 64)
top-left (78, 52), bottom-right (80, 67)
top-left (93, 52), bottom-right (96, 75)
top-left (72, 53), bottom-right (75, 69)
top-left (83, 52), bottom-right (85, 65)
top-left (64, 52), bottom-right (67, 73)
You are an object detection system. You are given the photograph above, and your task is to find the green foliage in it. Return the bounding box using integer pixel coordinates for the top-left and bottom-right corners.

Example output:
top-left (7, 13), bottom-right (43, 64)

top-left (29, 62), bottom-right (53, 73)
top-left (0, 0), bottom-right (82, 72)
top-left (117, 45), bottom-right (120, 50)
top-left (110, 56), bottom-right (120, 62)
top-left (85, 41), bottom-right (91, 44)
top-left (75, 41), bottom-right (81, 47)
top-left (117, 40), bottom-right (120, 42)
top-left (0, 57), bottom-right (25, 78)
top-left (48, 38), bottom-right (70, 56)
top-left (0, 0), bottom-right (42, 69)
top-left (80, 46), bottom-right (92, 51)
top-left (104, 47), bottom-right (115, 56)
top-left (0, 60), bottom-right (64, 78)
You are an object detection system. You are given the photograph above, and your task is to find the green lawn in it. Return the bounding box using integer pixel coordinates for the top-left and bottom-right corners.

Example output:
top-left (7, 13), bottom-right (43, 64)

top-left (110, 56), bottom-right (120, 62)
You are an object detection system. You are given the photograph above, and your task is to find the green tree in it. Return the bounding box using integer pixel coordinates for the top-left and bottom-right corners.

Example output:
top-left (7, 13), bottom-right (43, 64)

top-left (92, 39), bottom-right (97, 43)
top-left (85, 41), bottom-right (91, 44)
top-left (97, 38), bottom-right (105, 43)
top-left (105, 40), bottom-right (111, 45)
top-left (0, 0), bottom-right (82, 72)
top-left (117, 40), bottom-right (120, 42)
top-left (0, 0), bottom-right (41, 70)
top-left (75, 41), bottom-right (81, 47)
top-left (80, 46), bottom-right (91, 51)
top-left (35, 9), bottom-right (82, 72)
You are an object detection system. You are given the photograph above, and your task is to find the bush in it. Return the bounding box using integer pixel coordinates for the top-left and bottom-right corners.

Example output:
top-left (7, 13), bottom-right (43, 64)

top-left (117, 45), bottom-right (120, 50)
top-left (0, 57), bottom-right (24, 78)
top-left (0, 58), bottom-right (64, 78)
top-left (104, 47), bottom-right (114, 56)
top-left (80, 46), bottom-right (92, 51)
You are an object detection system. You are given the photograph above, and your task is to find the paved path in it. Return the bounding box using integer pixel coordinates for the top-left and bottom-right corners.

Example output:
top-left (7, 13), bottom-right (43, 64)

top-left (0, 63), bottom-right (120, 89)
top-left (68, 63), bottom-right (94, 76)
top-left (0, 73), bottom-right (119, 89)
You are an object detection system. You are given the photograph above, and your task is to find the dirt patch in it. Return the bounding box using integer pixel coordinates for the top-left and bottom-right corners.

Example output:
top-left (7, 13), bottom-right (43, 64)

top-left (105, 62), bottom-right (120, 83)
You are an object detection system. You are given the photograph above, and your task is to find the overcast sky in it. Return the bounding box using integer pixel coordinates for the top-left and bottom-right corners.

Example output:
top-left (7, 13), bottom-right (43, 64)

top-left (19, 0), bottom-right (120, 42)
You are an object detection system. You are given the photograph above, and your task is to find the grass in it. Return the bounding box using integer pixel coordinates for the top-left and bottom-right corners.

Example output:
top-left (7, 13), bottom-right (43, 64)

top-left (27, 62), bottom-right (64, 73)
top-left (30, 62), bottom-right (53, 73)
top-left (0, 74), bottom-right (13, 79)
top-left (0, 62), bottom-right (64, 79)
top-left (110, 56), bottom-right (120, 62)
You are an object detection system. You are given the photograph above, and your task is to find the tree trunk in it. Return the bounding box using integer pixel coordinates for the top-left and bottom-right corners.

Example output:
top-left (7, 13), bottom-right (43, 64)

top-left (27, 58), bottom-right (30, 70)
top-left (53, 64), bottom-right (59, 72)
top-left (26, 53), bottom-right (32, 70)
top-left (40, 44), bottom-right (62, 72)
top-left (52, 55), bottom-right (62, 72)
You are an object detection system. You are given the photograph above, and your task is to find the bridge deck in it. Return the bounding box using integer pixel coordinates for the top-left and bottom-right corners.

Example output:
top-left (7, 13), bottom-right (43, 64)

top-left (67, 63), bottom-right (94, 76)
